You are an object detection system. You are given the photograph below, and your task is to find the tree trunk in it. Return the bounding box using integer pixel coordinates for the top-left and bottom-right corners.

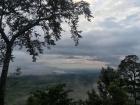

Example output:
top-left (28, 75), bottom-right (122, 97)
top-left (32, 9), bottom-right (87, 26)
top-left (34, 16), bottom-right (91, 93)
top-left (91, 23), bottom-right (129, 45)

top-left (134, 75), bottom-right (137, 105)
top-left (0, 45), bottom-right (12, 105)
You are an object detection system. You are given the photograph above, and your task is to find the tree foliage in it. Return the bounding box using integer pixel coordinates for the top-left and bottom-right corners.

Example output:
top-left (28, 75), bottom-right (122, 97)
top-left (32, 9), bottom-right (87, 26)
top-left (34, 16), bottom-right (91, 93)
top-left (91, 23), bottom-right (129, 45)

top-left (97, 67), bottom-right (119, 99)
top-left (0, 0), bottom-right (92, 105)
top-left (0, 0), bottom-right (92, 62)
top-left (96, 67), bottom-right (133, 105)
top-left (85, 89), bottom-right (102, 105)
top-left (26, 84), bottom-right (73, 105)
top-left (118, 55), bottom-right (140, 105)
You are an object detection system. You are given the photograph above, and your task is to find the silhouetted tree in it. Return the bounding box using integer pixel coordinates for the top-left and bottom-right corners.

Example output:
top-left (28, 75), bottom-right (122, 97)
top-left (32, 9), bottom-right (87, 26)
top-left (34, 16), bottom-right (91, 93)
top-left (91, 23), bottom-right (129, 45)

top-left (73, 100), bottom-right (85, 105)
top-left (85, 89), bottom-right (102, 105)
top-left (27, 84), bottom-right (73, 105)
top-left (97, 67), bottom-right (132, 105)
top-left (97, 67), bottom-right (119, 100)
top-left (118, 55), bottom-right (140, 105)
top-left (0, 0), bottom-right (92, 104)
top-left (108, 80), bottom-right (132, 105)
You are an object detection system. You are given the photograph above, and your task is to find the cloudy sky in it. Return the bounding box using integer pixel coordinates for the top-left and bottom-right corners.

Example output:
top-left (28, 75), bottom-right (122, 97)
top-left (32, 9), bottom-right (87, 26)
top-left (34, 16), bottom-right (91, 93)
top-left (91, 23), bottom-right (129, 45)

top-left (9, 0), bottom-right (140, 75)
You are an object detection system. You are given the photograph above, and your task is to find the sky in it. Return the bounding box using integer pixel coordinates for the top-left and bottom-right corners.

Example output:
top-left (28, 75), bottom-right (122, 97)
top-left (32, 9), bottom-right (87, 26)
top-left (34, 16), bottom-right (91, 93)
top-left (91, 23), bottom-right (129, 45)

top-left (7, 0), bottom-right (140, 75)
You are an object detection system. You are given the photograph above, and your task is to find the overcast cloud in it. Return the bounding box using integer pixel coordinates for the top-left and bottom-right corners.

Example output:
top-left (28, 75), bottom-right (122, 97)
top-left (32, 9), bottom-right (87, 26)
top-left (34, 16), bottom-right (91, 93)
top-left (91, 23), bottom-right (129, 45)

top-left (6, 0), bottom-right (140, 75)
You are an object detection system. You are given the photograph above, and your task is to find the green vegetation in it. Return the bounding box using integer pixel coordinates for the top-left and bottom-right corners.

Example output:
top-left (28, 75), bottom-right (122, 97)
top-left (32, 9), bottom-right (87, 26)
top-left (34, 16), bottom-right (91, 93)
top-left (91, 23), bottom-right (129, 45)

top-left (118, 55), bottom-right (140, 105)
top-left (97, 67), bottom-right (133, 105)
top-left (26, 84), bottom-right (73, 105)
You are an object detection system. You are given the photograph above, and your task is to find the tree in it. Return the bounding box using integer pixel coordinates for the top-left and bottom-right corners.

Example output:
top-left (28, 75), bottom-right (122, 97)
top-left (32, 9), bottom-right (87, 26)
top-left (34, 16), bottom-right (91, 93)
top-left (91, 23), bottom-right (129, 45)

top-left (85, 89), bottom-right (102, 105)
top-left (73, 100), bottom-right (86, 105)
top-left (118, 55), bottom-right (140, 105)
top-left (26, 84), bottom-right (73, 105)
top-left (107, 80), bottom-right (132, 105)
top-left (97, 67), bottom-right (119, 100)
top-left (0, 0), bottom-right (92, 104)
top-left (97, 67), bottom-right (132, 105)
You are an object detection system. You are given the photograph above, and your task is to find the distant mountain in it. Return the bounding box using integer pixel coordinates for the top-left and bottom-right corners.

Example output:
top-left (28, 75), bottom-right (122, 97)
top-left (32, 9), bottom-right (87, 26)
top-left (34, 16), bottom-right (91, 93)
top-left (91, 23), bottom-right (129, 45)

top-left (8, 68), bottom-right (100, 76)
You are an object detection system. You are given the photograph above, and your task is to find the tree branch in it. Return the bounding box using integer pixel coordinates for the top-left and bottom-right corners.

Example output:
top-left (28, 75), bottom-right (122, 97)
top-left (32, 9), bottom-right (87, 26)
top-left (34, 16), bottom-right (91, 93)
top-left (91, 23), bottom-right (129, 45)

top-left (0, 0), bottom-right (10, 44)
top-left (0, 27), bottom-right (9, 44)
top-left (0, 0), bottom-right (4, 26)
top-left (10, 16), bottom-right (53, 43)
